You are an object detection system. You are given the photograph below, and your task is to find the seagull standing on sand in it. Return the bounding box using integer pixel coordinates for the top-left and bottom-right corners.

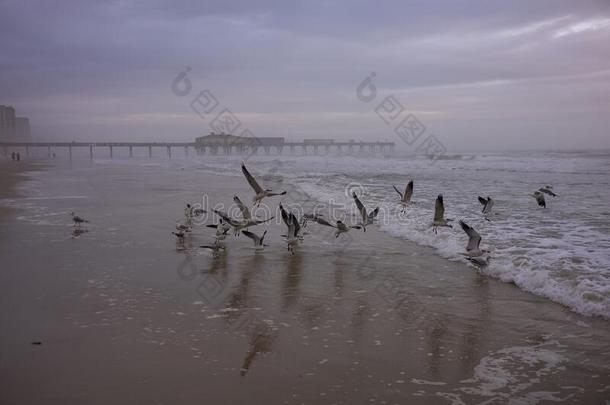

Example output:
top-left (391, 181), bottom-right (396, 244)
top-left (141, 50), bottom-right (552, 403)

top-left (206, 219), bottom-right (231, 241)
top-left (352, 192), bottom-right (379, 232)
top-left (393, 180), bottom-right (413, 210)
top-left (172, 230), bottom-right (186, 241)
top-left (539, 185), bottom-right (557, 197)
top-left (241, 162), bottom-right (286, 206)
top-left (532, 191), bottom-right (546, 208)
top-left (431, 195), bottom-right (452, 233)
top-left (242, 230), bottom-right (268, 250)
top-left (70, 212), bottom-right (89, 227)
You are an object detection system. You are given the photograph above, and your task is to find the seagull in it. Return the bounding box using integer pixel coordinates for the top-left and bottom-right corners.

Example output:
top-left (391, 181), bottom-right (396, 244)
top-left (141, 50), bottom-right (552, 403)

top-left (199, 242), bottom-right (225, 256)
top-left (176, 223), bottom-right (191, 233)
top-left (214, 199), bottom-right (273, 236)
top-left (431, 195), bottom-right (452, 233)
top-left (532, 191), bottom-right (546, 208)
top-left (478, 196), bottom-right (494, 221)
top-left (458, 220), bottom-right (489, 257)
top-left (206, 219), bottom-right (231, 241)
top-left (538, 185), bottom-right (557, 197)
top-left (316, 217), bottom-right (362, 238)
top-left (352, 192), bottom-right (379, 231)
top-left (279, 203), bottom-right (302, 254)
top-left (301, 212), bottom-right (324, 228)
top-left (172, 230), bottom-right (186, 241)
top-left (242, 230), bottom-right (268, 250)
top-left (70, 212), bottom-right (89, 227)
top-left (393, 180), bottom-right (413, 210)
top-left (242, 162), bottom-right (286, 206)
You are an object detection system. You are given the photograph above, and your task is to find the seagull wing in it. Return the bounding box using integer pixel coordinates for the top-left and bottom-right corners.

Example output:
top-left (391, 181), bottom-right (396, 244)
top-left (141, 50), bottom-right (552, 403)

top-left (280, 204), bottom-right (295, 236)
top-left (404, 181), bottom-right (413, 203)
top-left (290, 212), bottom-right (301, 237)
top-left (352, 192), bottom-right (367, 221)
top-left (316, 218), bottom-right (336, 228)
top-left (368, 207), bottom-right (380, 220)
top-left (478, 196), bottom-right (487, 206)
top-left (233, 195), bottom-right (251, 219)
top-left (392, 185), bottom-right (404, 199)
top-left (241, 163), bottom-right (263, 194)
top-left (214, 209), bottom-right (239, 226)
top-left (459, 220), bottom-right (481, 251)
top-left (242, 230), bottom-right (261, 245)
top-left (434, 195), bottom-right (445, 222)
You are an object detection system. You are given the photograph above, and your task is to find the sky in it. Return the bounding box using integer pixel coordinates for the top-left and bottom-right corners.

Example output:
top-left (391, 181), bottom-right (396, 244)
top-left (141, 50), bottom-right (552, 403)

top-left (1, 0), bottom-right (609, 151)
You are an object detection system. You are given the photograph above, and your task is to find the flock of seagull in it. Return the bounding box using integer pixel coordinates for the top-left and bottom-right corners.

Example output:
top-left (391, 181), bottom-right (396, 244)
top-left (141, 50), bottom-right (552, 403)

top-left (165, 163), bottom-right (558, 265)
top-left (67, 162), bottom-right (557, 265)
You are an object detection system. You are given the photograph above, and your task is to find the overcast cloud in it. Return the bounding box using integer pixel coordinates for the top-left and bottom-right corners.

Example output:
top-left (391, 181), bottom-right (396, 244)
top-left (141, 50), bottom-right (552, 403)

top-left (1, 0), bottom-right (609, 150)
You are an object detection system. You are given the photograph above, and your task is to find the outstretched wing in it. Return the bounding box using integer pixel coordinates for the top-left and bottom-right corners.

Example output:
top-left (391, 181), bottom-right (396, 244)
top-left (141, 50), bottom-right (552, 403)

top-left (290, 212), bottom-right (301, 237)
top-left (368, 207), bottom-right (380, 220)
top-left (242, 163), bottom-right (263, 194)
top-left (434, 195), bottom-right (445, 222)
top-left (279, 204), bottom-right (295, 236)
top-left (392, 185), bottom-right (403, 199)
top-left (214, 209), bottom-right (238, 226)
top-left (478, 196), bottom-right (487, 206)
top-left (315, 217), bottom-right (336, 228)
top-left (459, 220), bottom-right (481, 251)
top-left (233, 195), bottom-right (251, 219)
top-left (242, 230), bottom-right (261, 245)
top-left (404, 181), bottom-right (413, 203)
top-left (352, 192), bottom-right (367, 221)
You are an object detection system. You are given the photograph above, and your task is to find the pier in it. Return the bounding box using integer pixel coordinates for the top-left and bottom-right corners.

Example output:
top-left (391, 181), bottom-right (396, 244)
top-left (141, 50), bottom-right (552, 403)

top-left (0, 136), bottom-right (395, 160)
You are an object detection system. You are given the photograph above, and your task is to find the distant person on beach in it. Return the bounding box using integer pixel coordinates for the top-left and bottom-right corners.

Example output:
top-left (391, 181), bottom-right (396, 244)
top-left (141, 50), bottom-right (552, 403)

top-left (16, 152), bottom-right (20, 161)
top-left (11, 152), bottom-right (15, 161)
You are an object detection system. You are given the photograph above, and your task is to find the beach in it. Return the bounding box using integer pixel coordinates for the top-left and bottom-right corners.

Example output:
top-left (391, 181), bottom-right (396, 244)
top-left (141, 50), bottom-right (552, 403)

top-left (0, 156), bottom-right (609, 404)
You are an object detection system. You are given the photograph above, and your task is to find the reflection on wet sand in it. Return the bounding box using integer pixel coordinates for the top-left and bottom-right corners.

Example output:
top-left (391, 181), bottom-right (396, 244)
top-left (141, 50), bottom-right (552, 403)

top-left (239, 322), bottom-right (275, 376)
top-left (281, 253), bottom-right (303, 310)
top-left (71, 228), bottom-right (88, 238)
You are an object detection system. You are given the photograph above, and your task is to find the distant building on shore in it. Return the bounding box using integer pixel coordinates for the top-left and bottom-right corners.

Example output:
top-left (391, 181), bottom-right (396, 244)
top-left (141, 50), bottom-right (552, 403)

top-left (0, 105), bottom-right (16, 140)
top-left (0, 105), bottom-right (31, 141)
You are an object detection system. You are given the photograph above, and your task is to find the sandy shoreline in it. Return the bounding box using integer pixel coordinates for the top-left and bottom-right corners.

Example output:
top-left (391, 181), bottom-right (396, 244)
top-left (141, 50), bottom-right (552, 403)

top-left (0, 159), bottom-right (609, 404)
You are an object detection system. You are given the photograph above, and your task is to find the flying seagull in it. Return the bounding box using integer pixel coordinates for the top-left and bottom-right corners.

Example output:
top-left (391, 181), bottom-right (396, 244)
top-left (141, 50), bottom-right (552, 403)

top-left (431, 195), bottom-right (452, 233)
top-left (241, 162), bottom-right (286, 206)
top-left (538, 185), bottom-right (557, 197)
top-left (301, 212), bottom-right (324, 228)
top-left (352, 192), bottom-right (379, 231)
top-left (242, 230), bottom-right (268, 250)
top-left (532, 191), bottom-right (546, 208)
top-left (70, 212), bottom-right (89, 227)
top-left (458, 220), bottom-right (489, 258)
top-left (214, 197), bottom-right (273, 236)
top-left (279, 203), bottom-right (302, 254)
top-left (316, 217), bottom-right (362, 238)
top-left (393, 180), bottom-right (413, 209)
top-left (478, 196), bottom-right (494, 221)
top-left (199, 242), bottom-right (225, 257)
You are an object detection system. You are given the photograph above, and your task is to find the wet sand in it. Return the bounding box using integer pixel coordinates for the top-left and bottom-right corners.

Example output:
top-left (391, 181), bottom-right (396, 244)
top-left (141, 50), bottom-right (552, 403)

top-left (0, 160), bottom-right (609, 404)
